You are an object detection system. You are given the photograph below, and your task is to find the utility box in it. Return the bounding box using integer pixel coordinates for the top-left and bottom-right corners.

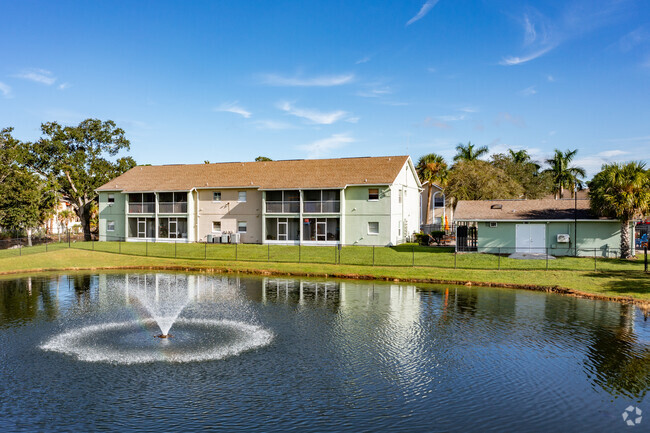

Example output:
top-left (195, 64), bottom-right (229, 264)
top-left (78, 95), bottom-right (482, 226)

top-left (221, 234), bottom-right (230, 243)
top-left (207, 234), bottom-right (213, 243)
top-left (230, 233), bottom-right (241, 244)
top-left (557, 234), bottom-right (570, 243)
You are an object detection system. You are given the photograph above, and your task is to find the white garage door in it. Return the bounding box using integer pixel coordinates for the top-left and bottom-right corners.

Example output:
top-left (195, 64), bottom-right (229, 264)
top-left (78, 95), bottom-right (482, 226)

top-left (516, 224), bottom-right (546, 253)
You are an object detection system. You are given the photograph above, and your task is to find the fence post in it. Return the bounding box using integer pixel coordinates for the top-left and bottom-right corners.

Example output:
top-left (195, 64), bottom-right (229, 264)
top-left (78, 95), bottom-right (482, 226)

top-left (645, 247), bottom-right (648, 273)
top-left (299, 244), bottom-right (301, 263)
top-left (174, 240), bottom-right (177, 259)
top-left (204, 241), bottom-right (207, 260)
top-left (546, 247), bottom-right (549, 271)
top-left (334, 245), bottom-right (337, 264)
top-left (68, 231), bottom-right (71, 248)
top-left (19, 241), bottom-right (22, 256)
top-left (594, 248), bottom-right (597, 271)
top-left (498, 247), bottom-right (501, 270)
top-left (454, 250), bottom-right (457, 269)
top-left (119, 240), bottom-right (122, 254)
top-left (146, 239), bottom-right (148, 257)
top-left (372, 245), bottom-right (375, 266)
top-left (235, 242), bottom-right (238, 261)
top-left (267, 243), bottom-right (270, 262)
top-left (412, 245), bottom-right (415, 267)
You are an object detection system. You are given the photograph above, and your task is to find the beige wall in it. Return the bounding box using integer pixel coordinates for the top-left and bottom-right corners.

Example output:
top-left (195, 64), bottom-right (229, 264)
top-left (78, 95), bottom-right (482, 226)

top-left (196, 188), bottom-right (263, 243)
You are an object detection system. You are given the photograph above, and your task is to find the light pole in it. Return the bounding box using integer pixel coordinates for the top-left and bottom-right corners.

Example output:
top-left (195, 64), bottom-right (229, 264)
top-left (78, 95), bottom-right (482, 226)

top-left (574, 181), bottom-right (578, 257)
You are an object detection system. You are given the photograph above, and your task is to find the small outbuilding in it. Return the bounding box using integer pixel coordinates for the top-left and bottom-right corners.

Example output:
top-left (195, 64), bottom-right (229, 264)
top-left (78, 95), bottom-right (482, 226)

top-left (453, 198), bottom-right (634, 257)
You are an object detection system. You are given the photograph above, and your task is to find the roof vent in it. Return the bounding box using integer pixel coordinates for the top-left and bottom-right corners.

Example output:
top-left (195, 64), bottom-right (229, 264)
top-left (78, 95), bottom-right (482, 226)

top-left (491, 204), bottom-right (503, 209)
top-left (364, 179), bottom-right (368, 182)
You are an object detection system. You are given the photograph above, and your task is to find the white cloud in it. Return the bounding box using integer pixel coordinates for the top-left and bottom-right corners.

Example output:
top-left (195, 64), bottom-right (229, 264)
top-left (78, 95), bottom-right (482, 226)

top-left (261, 73), bottom-right (354, 87)
top-left (523, 15), bottom-right (537, 45)
top-left (518, 85), bottom-right (537, 96)
top-left (547, 75), bottom-right (555, 82)
top-left (254, 120), bottom-right (294, 130)
top-left (298, 133), bottom-right (355, 158)
top-left (0, 81), bottom-right (11, 98)
top-left (459, 106), bottom-right (479, 113)
top-left (427, 67), bottom-right (437, 73)
top-left (278, 101), bottom-right (349, 125)
top-left (356, 87), bottom-right (392, 98)
top-left (15, 68), bottom-right (56, 85)
top-left (597, 150), bottom-right (629, 158)
top-left (575, 150), bottom-right (637, 178)
top-left (438, 114), bottom-right (465, 122)
top-left (356, 56), bottom-right (371, 64)
top-left (214, 102), bottom-right (251, 118)
top-left (58, 82), bottom-right (71, 90)
top-left (500, 45), bottom-right (556, 65)
top-left (406, 0), bottom-right (440, 26)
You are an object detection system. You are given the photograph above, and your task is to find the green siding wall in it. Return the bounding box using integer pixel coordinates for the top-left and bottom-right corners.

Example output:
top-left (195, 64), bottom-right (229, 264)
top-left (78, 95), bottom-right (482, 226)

top-left (344, 186), bottom-right (392, 245)
top-left (475, 220), bottom-right (629, 256)
top-left (98, 192), bottom-right (126, 241)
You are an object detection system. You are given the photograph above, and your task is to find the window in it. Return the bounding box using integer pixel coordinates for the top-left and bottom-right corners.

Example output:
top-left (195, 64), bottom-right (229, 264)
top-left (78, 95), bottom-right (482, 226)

top-left (238, 221), bottom-right (247, 233)
top-left (212, 221), bottom-right (221, 232)
top-left (368, 188), bottom-right (379, 201)
top-left (107, 194), bottom-right (115, 204)
top-left (213, 192), bottom-right (221, 202)
top-left (434, 195), bottom-right (445, 207)
top-left (368, 222), bottom-right (379, 235)
top-left (238, 191), bottom-right (247, 202)
top-left (107, 220), bottom-right (115, 231)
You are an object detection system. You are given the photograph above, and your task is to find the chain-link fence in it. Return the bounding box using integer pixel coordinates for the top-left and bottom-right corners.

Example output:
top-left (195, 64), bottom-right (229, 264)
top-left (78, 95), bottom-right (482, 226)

top-left (1, 234), bottom-right (648, 273)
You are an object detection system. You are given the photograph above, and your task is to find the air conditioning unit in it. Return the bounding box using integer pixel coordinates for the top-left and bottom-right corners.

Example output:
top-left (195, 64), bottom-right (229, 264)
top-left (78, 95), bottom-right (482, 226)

top-left (230, 233), bottom-right (241, 244)
top-left (557, 234), bottom-right (570, 243)
top-left (207, 234), bottom-right (213, 243)
top-left (221, 233), bottom-right (230, 243)
top-left (489, 222), bottom-right (498, 228)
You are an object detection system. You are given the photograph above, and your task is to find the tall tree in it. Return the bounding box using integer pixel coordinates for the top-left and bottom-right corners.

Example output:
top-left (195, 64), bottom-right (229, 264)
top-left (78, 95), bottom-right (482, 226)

top-left (453, 141), bottom-right (489, 162)
top-left (543, 149), bottom-right (586, 199)
top-left (416, 153), bottom-right (448, 224)
top-left (22, 119), bottom-right (136, 240)
top-left (491, 152), bottom-right (552, 199)
top-left (588, 162), bottom-right (650, 259)
top-left (445, 160), bottom-right (524, 207)
top-left (255, 156), bottom-right (273, 161)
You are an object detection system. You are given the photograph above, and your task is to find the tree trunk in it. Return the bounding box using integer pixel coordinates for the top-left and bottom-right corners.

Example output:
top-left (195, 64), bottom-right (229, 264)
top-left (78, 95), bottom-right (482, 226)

top-left (78, 203), bottom-right (93, 241)
top-left (27, 228), bottom-right (32, 247)
top-left (620, 219), bottom-right (631, 259)
top-left (425, 187), bottom-right (434, 226)
top-left (559, 184), bottom-right (564, 199)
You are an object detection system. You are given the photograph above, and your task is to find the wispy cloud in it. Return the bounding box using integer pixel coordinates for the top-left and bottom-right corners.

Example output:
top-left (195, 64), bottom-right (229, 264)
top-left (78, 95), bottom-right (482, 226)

top-left (0, 81), bottom-right (11, 98)
top-left (214, 102), bottom-right (251, 118)
top-left (406, 0), bottom-right (440, 26)
top-left (355, 56), bottom-right (371, 64)
top-left (254, 120), bottom-right (295, 130)
top-left (298, 133), bottom-right (355, 158)
top-left (459, 106), bottom-right (479, 113)
top-left (495, 112), bottom-right (526, 128)
top-left (575, 150), bottom-right (635, 177)
top-left (518, 85), bottom-right (537, 96)
top-left (423, 117), bottom-right (451, 129)
top-left (547, 75), bottom-right (555, 82)
top-left (278, 101), bottom-right (350, 125)
top-left (15, 68), bottom-right (57, 85)
top-left (500, 45), bottom-right (556, 65)
top-left (438, 114), bottom-right (466, 122)
top-left (261, 73), bottom-right (354, 87)
top-left (58, 82), bottom-right (70, 90)
top-left (618, 26), bottom-right (649, 52)
top-left (356, 87), bottom-right (392, 98)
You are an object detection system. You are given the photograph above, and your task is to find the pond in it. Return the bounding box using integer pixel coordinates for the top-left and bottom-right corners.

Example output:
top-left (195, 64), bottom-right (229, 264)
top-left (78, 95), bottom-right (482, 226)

top-left (0, 272), bottom-right (648, 432)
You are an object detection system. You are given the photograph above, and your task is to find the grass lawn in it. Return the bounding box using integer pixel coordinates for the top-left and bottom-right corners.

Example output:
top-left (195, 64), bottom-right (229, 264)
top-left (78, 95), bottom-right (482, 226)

top-left (1, 247), bottom-right (649, 303)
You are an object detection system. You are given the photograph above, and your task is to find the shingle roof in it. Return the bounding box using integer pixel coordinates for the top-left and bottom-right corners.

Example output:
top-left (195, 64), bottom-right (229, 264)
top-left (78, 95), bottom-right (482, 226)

top-left (97, 155), bottom-right (411, 192)
top-left (454, 198), bottom-right (611, 221)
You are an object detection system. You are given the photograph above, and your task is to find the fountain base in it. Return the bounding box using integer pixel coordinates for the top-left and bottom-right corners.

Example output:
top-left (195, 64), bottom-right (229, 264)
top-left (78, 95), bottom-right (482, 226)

top-left (154, 334), bottom-right (173, 339)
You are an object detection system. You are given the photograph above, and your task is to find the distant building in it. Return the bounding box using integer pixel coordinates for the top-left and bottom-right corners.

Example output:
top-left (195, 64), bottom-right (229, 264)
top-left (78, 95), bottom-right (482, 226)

top-left (453, 198), bottom-right (633, 256)
top-left (96, 156), bottom-right (422, 246)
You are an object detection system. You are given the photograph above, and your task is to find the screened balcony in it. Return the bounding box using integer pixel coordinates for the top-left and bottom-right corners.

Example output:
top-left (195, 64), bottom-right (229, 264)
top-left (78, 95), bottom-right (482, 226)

top-left (265, 190), bottom-right (300, 213)
top-left (158, 192), bottom-right (188, 213)
top-left (303, 190), bottom-right (340, 213)
top-left (128, 193), bottom-right (155, 213)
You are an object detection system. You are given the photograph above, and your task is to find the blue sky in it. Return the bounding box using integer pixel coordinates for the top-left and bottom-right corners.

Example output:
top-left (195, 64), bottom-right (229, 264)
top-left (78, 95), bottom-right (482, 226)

top-left (1, 0), bottom-right (649, 177)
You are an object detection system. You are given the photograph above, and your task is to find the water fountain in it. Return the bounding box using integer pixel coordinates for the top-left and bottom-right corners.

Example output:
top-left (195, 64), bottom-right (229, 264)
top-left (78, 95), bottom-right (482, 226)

top-left (40, 274), bottom-right (273, 364)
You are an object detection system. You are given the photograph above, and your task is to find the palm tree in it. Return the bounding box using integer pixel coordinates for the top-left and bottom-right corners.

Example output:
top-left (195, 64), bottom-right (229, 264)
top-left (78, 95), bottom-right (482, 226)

top-left (416, 153), bottom-right (449, 225)
top-left (588, 162), bottom-right (650, 259)
top-left (453, 141), bottom-right (488, 162)
top-left (543, 149), bottom-right (586, 198)
top-left (508, 149), bottom-right (530, 164)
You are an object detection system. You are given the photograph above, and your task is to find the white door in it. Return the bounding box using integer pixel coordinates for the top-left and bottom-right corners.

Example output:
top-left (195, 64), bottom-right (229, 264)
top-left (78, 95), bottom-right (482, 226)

top-left (138, 220), bottom-right (146, 238)
top-left (529, 224), bottom-right (546, 253)
top-left (316, 221), bottom-right (327, 241)
top-left (278, 221), bottom-right (288, 241)
top-left (169, 220), bottom-right (177, 239)
top-left (516, 224), bottom-right (546, 253)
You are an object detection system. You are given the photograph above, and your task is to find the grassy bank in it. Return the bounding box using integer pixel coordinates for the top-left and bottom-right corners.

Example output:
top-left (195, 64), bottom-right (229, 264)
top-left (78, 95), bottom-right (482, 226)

top-left (2, 248), bottom-right (649, 304)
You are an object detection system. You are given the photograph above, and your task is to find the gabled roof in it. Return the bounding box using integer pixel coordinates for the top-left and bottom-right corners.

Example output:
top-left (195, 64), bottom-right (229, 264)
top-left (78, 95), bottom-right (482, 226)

top-left (97, 155), bottom-right (412, 192)
top-left (454, 198), bottom-right (612, 221)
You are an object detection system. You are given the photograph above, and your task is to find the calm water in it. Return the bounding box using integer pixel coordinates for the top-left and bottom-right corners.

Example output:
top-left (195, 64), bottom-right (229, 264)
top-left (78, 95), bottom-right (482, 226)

top-left (0, 272), bottom-right (649, 432)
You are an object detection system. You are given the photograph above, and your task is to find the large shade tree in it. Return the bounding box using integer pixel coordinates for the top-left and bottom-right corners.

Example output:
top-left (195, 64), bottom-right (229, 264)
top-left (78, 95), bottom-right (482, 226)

top-left (588, 162), bottom-right (650, 259)
top-left (445, 160), bottom-right (524, 207)
top-left (416, 153), bottom-right (448, 224)
top-left (543, 149), bottom-right (586, 199)
top-left (491, 150), bottom-right (552, 199)
top-left (453, 141), bottom-right (489, 162)
top-left (22, 119), bottom-right (136, 240)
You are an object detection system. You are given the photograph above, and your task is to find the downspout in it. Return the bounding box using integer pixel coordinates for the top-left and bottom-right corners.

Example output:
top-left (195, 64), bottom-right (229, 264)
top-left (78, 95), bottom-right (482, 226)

top-left (192, 188), bottom-right (199, 242)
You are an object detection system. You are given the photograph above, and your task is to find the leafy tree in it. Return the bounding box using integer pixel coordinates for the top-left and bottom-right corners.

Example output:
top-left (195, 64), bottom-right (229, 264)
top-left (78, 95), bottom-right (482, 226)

top-left (491, 152), bottom-right (553, 199)
top-left (588, 162), bottom-right (650, 258)
top-left (255, 156), bottom-right (273, 161)
top-left (22, 119), bottom-right (136, 240)
top-left (416, 153), bottom-right (448, 224)
top-left (445, 160), bottom-right (524, 207)
top-left (453, 141), bottom-right (489, 162)
top-left (543, 149), bottom-right (586, 199)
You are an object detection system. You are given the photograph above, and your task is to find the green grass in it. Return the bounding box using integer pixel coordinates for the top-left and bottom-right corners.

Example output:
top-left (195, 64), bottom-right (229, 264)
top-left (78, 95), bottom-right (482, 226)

top-left (4, 240), bottom-right (647, 274)
top-left (0, 247), bottom-right (648, 302)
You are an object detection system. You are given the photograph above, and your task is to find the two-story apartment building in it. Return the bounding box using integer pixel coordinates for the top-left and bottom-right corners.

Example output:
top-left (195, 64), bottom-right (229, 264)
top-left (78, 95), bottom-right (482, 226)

top-left (96, 156), bottom-right (421, 246)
